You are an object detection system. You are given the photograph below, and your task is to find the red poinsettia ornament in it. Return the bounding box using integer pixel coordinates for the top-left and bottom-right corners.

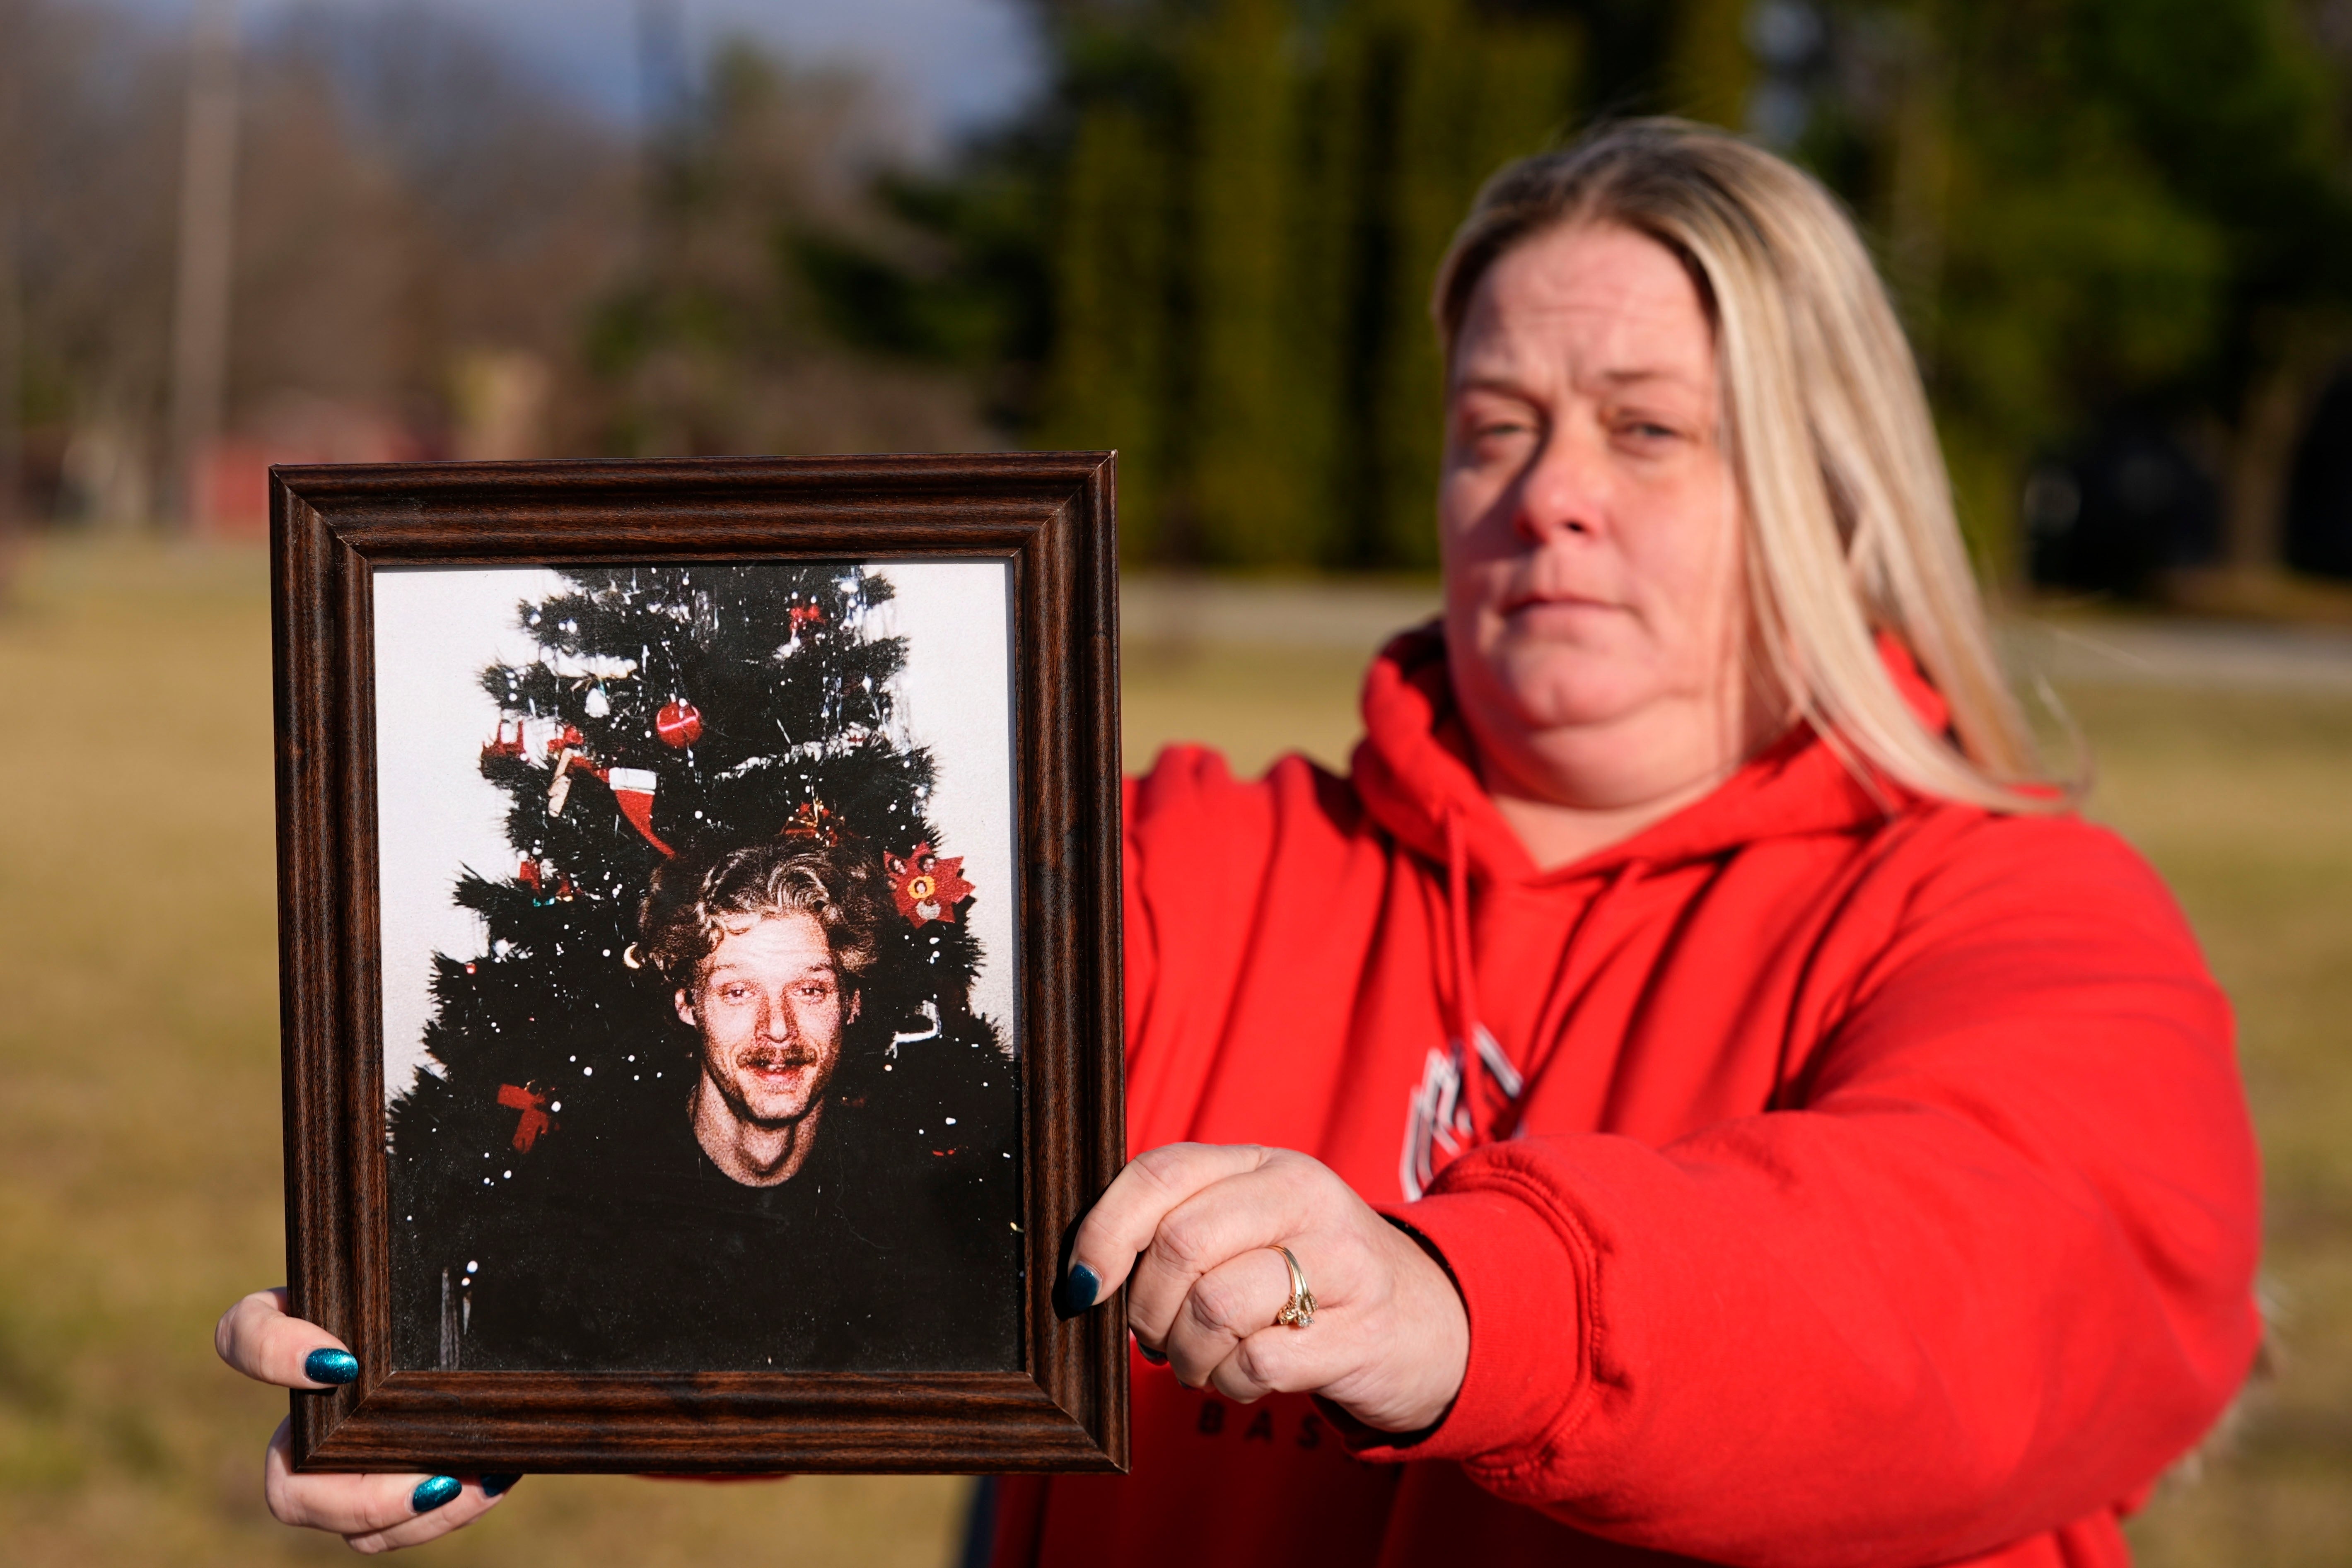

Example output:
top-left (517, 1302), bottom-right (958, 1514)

top-left (885, 842), bottom-right (974, 926)
top-left (781, 800), bottom-right (840, 844)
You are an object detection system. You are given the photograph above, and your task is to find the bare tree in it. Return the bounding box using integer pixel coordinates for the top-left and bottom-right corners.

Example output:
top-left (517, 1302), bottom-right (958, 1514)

top-left (167, 0), bottom-right (238, 526)
top-left (7, 0), bottom-right (994, 528)
top-left (0, 0), bottom-right (25, 568)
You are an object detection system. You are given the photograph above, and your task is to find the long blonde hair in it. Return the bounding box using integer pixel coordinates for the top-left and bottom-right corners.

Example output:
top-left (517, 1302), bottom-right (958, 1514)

top-left (1435, 119), bottom-right (2055, 812)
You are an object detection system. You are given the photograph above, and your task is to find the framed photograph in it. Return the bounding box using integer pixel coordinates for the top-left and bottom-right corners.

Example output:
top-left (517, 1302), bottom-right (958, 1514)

top-left (271, 454), bottom-right (1125, 1474)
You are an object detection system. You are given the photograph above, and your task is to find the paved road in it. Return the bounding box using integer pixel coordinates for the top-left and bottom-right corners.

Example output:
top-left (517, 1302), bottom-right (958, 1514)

top-left (2001, 617), bottom-right (2352, 691)
top-left (1122, 574), bottom-right (1444, 653)
top-left (1123, 575), bottom-right (2352, 693)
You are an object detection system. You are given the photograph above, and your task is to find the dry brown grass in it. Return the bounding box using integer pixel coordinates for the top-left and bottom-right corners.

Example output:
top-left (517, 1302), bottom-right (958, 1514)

top-left (0, 542), bottom-right (971, 1567)
top-left (0, 540), bottom-right (2343, 1563)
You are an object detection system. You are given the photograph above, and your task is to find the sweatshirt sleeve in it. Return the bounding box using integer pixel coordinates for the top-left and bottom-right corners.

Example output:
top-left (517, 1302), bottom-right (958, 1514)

top-left (1121, 770), bottom-right (1156, 1047)
top-left (1360, 815), bottom-right (2263, 1568)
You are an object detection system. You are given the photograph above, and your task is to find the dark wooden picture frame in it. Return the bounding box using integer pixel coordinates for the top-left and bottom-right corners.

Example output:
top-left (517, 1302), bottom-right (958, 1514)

top-left (271, 453), bottom-right (1126, 1474)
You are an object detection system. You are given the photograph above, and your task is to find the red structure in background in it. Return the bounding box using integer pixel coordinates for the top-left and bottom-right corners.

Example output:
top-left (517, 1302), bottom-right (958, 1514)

top-left (192, 396), bottom-right (426, 538)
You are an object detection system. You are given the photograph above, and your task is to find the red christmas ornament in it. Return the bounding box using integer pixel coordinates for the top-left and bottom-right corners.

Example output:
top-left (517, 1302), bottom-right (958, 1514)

top-left (885, 842), bottom-right (976, 927)
top-left (496, 1082), bottom-right (556, 1153)
top-left (788, 604), bottom-right (825, 633)
top-left (655, 699), bottom-right (703, 748)
top-left (606, 766), bottom-right (674, 857)
top-left (482, 717), bottom-right (586, 764)
top-left (517, 858), bottom-right (575, 903)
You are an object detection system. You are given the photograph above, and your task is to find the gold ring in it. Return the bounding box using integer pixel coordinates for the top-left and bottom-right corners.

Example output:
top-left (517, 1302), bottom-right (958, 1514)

top-left (1272, 1246), bottom-right (1315, 1329)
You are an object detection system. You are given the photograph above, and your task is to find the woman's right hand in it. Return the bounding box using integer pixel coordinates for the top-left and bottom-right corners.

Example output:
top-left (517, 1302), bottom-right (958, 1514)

top-left (214, 1288), bottom-right (518, 1554)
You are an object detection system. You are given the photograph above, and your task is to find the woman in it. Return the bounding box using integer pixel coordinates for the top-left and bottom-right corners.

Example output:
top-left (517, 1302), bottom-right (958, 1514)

top-left (216, 120), bottom-right (2260, 1564)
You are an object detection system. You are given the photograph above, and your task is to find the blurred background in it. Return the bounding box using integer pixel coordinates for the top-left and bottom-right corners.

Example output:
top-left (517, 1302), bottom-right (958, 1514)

top-left (1, 0), bottom-right (2349, 1563)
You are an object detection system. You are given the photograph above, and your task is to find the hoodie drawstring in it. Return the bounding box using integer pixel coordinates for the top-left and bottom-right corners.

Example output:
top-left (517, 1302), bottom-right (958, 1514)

top-left (1408, 806), bottom-right (1598, 1199)
top-left (1442, 808), bottom-right (1524, 1136)
top-left (1444, 813), bottom-right (1661, 1141)
top-left (1444, 808), bottom-right (1480, 1060)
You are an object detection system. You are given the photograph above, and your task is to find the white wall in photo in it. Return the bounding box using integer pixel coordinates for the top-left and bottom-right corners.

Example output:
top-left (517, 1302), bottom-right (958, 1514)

top-left (374, 565), bottom-right (565, 1102)
top-left (872, 561), bottom-right (1019, 1039)
top-left (372, 560), bottom-right (1020, 1102)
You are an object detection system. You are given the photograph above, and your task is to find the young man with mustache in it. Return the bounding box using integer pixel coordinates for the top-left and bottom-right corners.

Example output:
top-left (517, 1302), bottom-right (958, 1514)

top-left (668, 846), bottom-right (869, 1189)
top-left (448, 836), bottom-right (1014, 1374)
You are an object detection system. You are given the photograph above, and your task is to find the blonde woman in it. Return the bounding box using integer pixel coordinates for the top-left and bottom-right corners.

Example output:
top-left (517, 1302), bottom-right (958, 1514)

top-left (219, 120), bottom-right (2260, 1566)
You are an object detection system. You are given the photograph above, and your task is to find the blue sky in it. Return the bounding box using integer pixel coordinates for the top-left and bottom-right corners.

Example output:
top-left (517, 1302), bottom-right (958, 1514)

top-left (109, 0), bottom-right (1045, 151)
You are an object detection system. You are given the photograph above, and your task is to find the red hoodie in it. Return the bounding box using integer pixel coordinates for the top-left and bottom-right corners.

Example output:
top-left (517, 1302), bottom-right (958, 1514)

top-left (992, 629), bottom-right (2260, 1568)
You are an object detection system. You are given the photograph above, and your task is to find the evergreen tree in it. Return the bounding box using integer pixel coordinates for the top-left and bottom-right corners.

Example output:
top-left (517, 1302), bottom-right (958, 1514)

top-left (386, 562), bottom-right (1017, 1370)
top-left (583, 43), bottom-right (995, 459)
top-left (832, 0), bottom-right (2352, 581)
top-left (1189, 0), bottom-right (1333, 567)
top-left (1773, 0), bottom-right (2352, 583)
top-left (1036, 80), bottom-right (1185, 555)
top-left (1666, 0), bottom-right (1756, 129)
top-left (1350, 0), bottom-right (1580, 567)
top-left (1030, 0), bottom-right (1579, 570)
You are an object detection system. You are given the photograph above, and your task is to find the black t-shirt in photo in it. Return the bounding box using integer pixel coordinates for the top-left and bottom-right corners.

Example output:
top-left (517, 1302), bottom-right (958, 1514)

top-left (452, 1066), bottom-right (1019, 1373)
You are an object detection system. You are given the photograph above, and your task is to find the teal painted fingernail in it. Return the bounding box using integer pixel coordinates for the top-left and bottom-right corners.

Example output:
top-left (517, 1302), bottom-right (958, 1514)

top-left (1055, 1263), bottom-right (1100, 1320)
top-left (482, 1474), bottom-right (521, 1498)
top-left (304, 1348), bottom-right (358, 1386)
top-left (412, 1475), bottom-right (461, 1513)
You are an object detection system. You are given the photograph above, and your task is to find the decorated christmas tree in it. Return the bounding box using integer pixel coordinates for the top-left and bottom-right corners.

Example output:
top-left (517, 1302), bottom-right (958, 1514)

top-left (386, 562), bottom-right (1017, 1370)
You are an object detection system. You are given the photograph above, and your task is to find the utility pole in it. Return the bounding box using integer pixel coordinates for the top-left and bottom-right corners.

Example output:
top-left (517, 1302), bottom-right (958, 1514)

top-left (635, 0), bottom-right (689, 249)
top-left (637, 0), bottom-right (688, 135)
top-left (0, 0), bottom-right (25, 554)
top-left (633, 0), bottom-right (689, 456)
top-left (168, 0), bottom-right (239, 531)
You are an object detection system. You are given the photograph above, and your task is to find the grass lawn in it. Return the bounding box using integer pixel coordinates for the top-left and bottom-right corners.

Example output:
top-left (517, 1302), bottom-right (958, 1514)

top-left (1, 540), bottom-right (2344, 1564)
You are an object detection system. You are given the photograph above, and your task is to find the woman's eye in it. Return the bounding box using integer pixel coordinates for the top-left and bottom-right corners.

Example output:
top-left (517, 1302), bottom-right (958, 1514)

top-left (1462, 419), bottom-right (1532, 458)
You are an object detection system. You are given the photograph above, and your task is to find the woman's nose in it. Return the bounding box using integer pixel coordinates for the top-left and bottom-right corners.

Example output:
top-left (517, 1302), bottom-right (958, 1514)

top-left (1512, 426), bottom-right (1604, 543)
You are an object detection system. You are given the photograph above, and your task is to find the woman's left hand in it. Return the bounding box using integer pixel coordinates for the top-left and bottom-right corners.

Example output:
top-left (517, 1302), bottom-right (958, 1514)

top-left (1063, 1143), bottom-right (1468, 1435)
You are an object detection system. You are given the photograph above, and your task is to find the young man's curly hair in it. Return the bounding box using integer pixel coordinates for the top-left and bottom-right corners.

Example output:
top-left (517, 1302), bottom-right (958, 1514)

top-left (638, 836), bottom-right (890, 989)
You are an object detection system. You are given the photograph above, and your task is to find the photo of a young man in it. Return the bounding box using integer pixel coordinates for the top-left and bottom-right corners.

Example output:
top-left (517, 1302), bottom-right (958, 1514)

top-left (374, 560), bottom-right (1022, 1375)
top-left (450, 836), bottom-right (1016, 1372)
